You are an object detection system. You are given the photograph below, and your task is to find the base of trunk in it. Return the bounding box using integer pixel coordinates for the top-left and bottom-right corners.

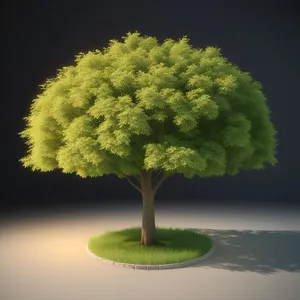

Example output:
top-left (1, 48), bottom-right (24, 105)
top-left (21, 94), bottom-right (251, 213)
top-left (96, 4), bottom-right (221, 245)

top-left (141, 224), bottom-right (156, 246)
top-left (140, 195), bottom-right (156, 246)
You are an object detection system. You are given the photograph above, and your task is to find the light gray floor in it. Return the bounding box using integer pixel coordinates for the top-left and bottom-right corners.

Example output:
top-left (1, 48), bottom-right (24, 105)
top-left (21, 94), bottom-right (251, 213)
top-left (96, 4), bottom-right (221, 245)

top-left (1, 203), bottom-right (300, 300)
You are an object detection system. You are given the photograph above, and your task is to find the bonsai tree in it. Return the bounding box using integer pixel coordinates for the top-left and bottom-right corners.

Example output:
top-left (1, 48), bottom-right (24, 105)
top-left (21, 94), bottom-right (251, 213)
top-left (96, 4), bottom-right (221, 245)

top-left (19, 32), bottom-right (278, 246)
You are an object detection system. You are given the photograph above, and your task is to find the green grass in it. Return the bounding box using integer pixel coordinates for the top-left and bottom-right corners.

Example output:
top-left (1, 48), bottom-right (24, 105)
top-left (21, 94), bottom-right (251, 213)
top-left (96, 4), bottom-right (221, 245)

top-left (87, 227), bottom-right (213, 265)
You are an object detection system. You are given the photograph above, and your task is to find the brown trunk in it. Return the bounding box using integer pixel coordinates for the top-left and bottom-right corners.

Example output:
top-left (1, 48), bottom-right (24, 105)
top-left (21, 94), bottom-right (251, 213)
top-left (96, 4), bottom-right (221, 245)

top-left (140, 170), bottom-right (156, 246)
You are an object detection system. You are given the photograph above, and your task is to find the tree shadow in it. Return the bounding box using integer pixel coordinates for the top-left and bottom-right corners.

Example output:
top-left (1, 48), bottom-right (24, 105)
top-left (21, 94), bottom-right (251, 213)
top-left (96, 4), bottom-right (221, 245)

top-left (185, 228), bottom-right (300, 274)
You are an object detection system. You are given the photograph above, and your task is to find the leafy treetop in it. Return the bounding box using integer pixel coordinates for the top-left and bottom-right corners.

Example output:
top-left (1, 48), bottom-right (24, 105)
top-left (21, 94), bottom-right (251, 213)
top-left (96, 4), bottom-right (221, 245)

top-left (19, 31), bottom-right (278, 180)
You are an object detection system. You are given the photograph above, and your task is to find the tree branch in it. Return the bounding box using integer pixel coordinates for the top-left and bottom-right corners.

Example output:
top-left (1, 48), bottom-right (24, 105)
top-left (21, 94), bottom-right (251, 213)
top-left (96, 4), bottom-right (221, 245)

top-left (129, 174), bottom-right (142, 187)
top-left (153, 170), bottom-right (164, 185)
top-left (110, 163), bottom-right (142, 194)
top-left (125, 176), bottom-right (142, 194)
top-left (153, 172), bottom-right (170, 195)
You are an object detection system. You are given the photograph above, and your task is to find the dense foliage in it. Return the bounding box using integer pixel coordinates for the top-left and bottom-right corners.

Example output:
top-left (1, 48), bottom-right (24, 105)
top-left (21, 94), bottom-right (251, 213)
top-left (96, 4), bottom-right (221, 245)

top-left (19, 32), bottom-right (277, 180)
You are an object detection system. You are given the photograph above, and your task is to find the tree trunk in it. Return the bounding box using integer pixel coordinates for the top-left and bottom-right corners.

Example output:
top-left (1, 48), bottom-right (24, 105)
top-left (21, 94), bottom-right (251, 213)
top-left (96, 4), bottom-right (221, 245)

top-left (140, 170), bottom-right (156, 246)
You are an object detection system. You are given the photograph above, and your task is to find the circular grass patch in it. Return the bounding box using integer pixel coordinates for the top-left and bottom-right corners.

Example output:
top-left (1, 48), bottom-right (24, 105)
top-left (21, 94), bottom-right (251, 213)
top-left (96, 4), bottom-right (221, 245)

top-left (87, 227), bottom-right (213, 265)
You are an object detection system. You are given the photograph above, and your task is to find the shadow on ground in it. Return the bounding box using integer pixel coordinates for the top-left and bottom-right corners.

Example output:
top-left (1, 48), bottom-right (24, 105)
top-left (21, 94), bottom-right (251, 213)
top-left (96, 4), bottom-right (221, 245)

top-left (185, 228), bottom-right (300, 274)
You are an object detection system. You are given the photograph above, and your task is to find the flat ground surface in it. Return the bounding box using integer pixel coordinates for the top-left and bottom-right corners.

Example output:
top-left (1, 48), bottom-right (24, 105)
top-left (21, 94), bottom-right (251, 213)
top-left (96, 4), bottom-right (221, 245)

top-left (1, 203), bottom-right (300, 300)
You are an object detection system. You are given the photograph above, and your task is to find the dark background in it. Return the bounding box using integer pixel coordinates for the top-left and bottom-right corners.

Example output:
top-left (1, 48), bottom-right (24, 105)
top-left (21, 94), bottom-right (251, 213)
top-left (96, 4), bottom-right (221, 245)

top-left (2, 0), bottom-right (300, 214)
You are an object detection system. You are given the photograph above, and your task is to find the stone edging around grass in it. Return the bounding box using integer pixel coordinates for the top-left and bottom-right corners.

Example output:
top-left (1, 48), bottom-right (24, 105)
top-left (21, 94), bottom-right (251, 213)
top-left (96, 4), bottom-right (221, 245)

top-left (86, 236), bottom-right (215, 270)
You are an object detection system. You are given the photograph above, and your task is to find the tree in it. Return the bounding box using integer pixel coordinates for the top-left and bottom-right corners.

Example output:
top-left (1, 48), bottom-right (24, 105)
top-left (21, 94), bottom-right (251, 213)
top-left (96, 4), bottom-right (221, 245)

top-left (19, 32), bottom-right (278, 246)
